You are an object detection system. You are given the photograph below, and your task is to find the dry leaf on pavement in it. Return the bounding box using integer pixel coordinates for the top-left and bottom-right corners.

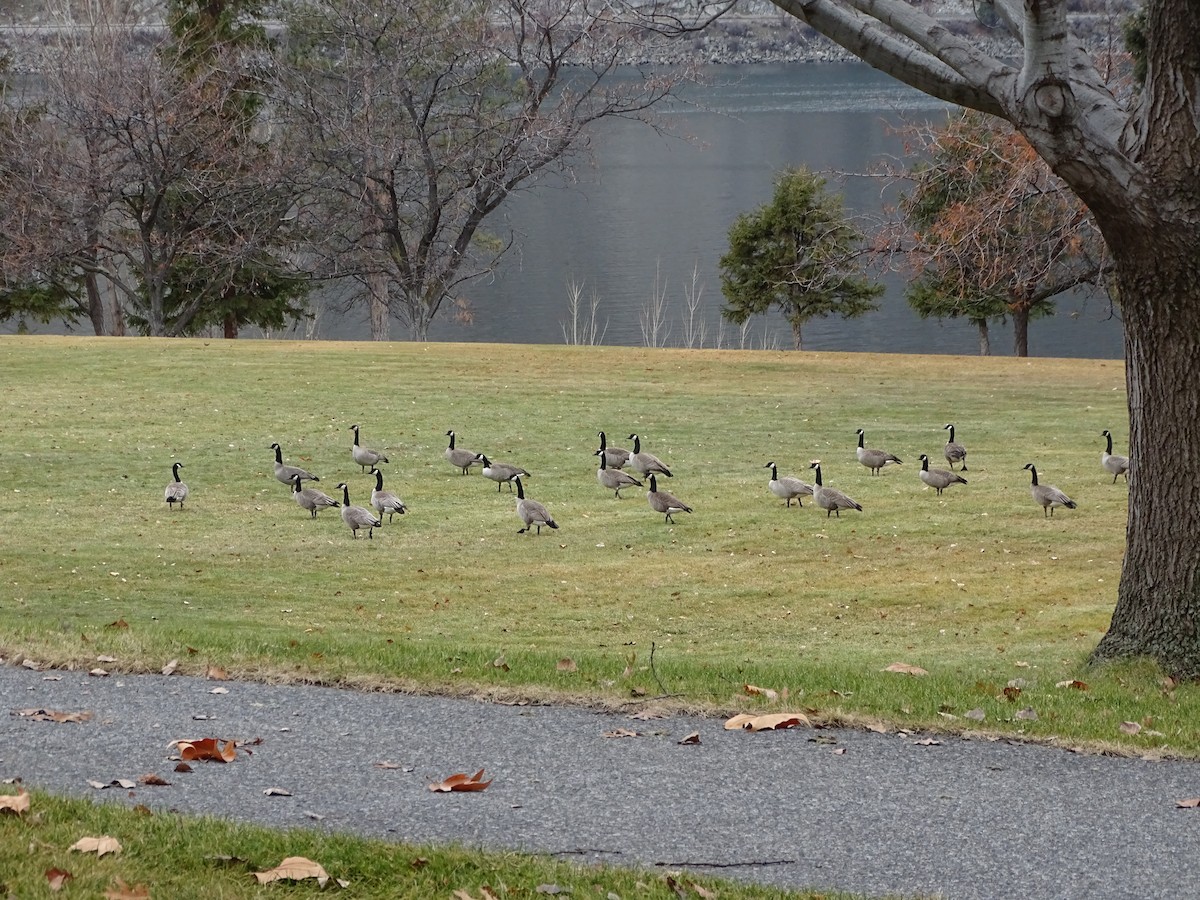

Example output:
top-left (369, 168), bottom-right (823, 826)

top-left (11, 708), bottom-right (93, 724)
top-left (70, 836), bottom-right (122, 857)
top-left (253, 856), bottom-right (329, 887)
top-left (731, 712), bottom-right (811, 732)
top-left (603, 728), bottom-right (641, 739)
top-left (428, 769), bottom-right (492, 792)
top-left (0, 790), bottom-right (30, 815)
top-left (167, 738), bottom-right (237, 762)
top-left (1176, 798), bottom-right (1200, 808)
top-left (678, 731), bottom-right (701, 745)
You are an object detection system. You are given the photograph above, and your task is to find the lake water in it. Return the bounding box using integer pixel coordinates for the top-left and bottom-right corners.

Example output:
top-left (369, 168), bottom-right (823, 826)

top-left (22, 62), bottom-right (1127, 358)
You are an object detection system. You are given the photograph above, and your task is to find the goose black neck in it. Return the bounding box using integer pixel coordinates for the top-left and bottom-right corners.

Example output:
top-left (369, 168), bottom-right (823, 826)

top-left (351, 427), bottom-right (360, 447)
top-left (631, 435), bottom-right (641, 453)
top-left (813, 465), bottom-right (823, 487)
top-left (173, 463), bottom-right (183, 482)
top-left (946, 425), bottom-right (955, 441)
top-left (1028, 466), bottom-right (1039, 486)
top-left (273, 445), bottom-right (283, 464)
top-left (1104, 432), bottom-right (1113, 454)
top-left (857, 431), bottom-right (865, 449)
top-left (920, 456), bottom-right (930, 472)
top-left (292, 476), bottom-right (302, 493)
top-left (768, 463), bottom-right (778, 478)
top-left (515, 477), bottom-right (525, 499)
top-left (598, 431), bottom-right (607, 450)
top-left (649, 474), bottom-right (658, 492)
top-left (374, 469), bottom-right (384, 490)
top-left (341, 483), bottom-right (352, 505)
top-left (598, 451), bottom-right (607, 470)
top-left (447, 432), bottom-right (456, 449)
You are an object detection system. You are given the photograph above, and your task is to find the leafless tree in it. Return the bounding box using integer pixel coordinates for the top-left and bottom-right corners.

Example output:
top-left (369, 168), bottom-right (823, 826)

top-left (277, 0), bottom-right (696, 341)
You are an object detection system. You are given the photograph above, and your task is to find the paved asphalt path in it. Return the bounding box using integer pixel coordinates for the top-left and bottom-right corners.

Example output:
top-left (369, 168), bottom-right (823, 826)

top-left (3, 665), bottom-right (1199, 899)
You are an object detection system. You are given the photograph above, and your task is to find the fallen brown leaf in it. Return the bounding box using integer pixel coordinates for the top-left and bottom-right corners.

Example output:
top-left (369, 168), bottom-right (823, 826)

top-left (428, 769), bottom-right (493, 793)
top-left (491, 655), bottom-right (509, 672)
top-left (1176, 797), bottom-right (1200, 809)
top-left (105, 618), bottom-right (129, 630)
top-left (138, 774), bottom-right (170, 787)
top-left (883, 662), bottom-right (928, 676)
top-left (89, 668), bottom-right (110, 677)
top-left (1056, 679), bottom-right (1089, 690)
top-left (603, 728), bottom-right (641, 739)
top-left (738, 712), bottom-right (811, 732)
top-left (168, 738), bottom-right (237, 763)
top-left (88, 779), bottom-right (137, 790)
top-left (161, 659), bottom-right (179, 676)
top-left (678, 731), bottom-right (701, 745)
top-left (744, 683), bottom-right (779, 702)
top-left (104, 877), bottom-right (151, 899)
top-left (723, 714), bottom-right (756, 731)
top-left (206, 665), bottom-right (228, 681)
top-left (11, 708), bottom-right (93, 724)
top-left (45, 868), bottom-right (72, 892)
top-left (70, 836), bottom-right (122, 857)
top-left (0, 790), bottom-right (30, 815)
top-left (253, 856), bottom-right (329, 887)
top-left (174, 762), bottom-right (193, 773)
top-left (629, 707), bottom-right (667, 721)
top-left (263, 787), bottom-right (292, 796)
top-left (555, 657), bottom-right (577, 673)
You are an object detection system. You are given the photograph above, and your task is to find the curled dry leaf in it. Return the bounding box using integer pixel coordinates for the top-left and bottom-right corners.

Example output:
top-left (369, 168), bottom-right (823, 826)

top-left (428, 769), bottom-right (493, 793)
top-left (603, 728), bottom-right (641, 739)
top-left (678, 731), bottom-right (701, 745)
top-left (45, 868), bottom-right (72, 892)
top-left (744, 683), bottom-right (779, 702)
top-left (629, 707), bottom-right (667, 721)
top-left (735, 712), bottom-right (811, 732)
top-left (253, 856), bottom-right (329, 887)
top-left (883, 662), bottom-right (929, 676)
top-left (1175, 798), bottom-right (1200, 809)
top-left (913, 738), bottom-right (943, 746)
top-left (70, 836), bottom-right (122, 857)
top-left (168, 738), bottom-right (237, 762)
top-left (263, 787), bottom-right (292, 796)
top-left (11, 708), bottom-right (93, 724)
top-left (1119, 721), bottom-right (1142, 735)
top-left (104, 877), bottom-right (151, 899)
top-left (206, 665), bottom-right (228, 681)
top-left (161, 659), bottom-right (179, 676)
top-left (0, 790), bottom-right (31, 815)
top-left (723, 714), bottom-right (756, 731)
top-left (174, 762), bottom-right (193, 773)
top-left (138, 774), bottom-right (170, 786)
top-left (88, 779), bottom-right (136, 790)
top-left (1056, 679), bottom-right (1089, 690)
top-left (89, 668), bottom-right (109, 677)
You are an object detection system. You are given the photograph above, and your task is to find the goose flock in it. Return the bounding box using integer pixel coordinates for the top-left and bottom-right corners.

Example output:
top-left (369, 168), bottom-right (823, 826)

top-left (163, 424), bottom-right (1131, 536)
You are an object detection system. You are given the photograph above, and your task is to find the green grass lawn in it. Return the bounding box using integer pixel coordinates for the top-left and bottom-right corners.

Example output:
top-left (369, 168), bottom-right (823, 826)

top-left (1, 336), bottom-right (1185, 760)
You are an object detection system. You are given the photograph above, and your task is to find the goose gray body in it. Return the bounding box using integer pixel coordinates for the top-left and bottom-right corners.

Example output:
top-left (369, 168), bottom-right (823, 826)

top-left (628, 434), bottom-right (672, 478)
top-left (647, 473), bottom-right (692, 523)
top-left (291, 473), bottom-right (339, 518)
top-left (475, 454), bottom-right (530, 493)
top-left (164, 462), bottom-right (189, 509)
top-left (514, 476), bottom-right (557, 534)
top-left (764, 461), bottom-right (812, 507)
top-left (350, 424), bottom-right (389, 473)
top-left (271, 442), bottom-right (318, 485)
top-left (1024, 463), bottom-right (1077, 517)
top-left (856, 429), bottom-right (902, 475)
top-left (597, 431), bottom-right (632, 470)
top-left (369, 468), bottom-right (407, 522)
top-left (943, 423), bottom-right (968, 471)
top-left (918, 454), bottom-right (968, 495)
top-left (444, 431), bottom-right (481, 475)
top-left (337, 482), bottom-right (382, 538)
top-left (1101, 430), bottom-right (1130, 483)
top-left (596, 448), bottom-right (642, 498)
top-left (810, 461), bottom-right (862, 517)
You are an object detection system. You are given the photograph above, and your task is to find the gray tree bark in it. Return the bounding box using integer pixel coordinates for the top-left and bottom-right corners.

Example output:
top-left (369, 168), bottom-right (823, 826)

top-left (767, 0), bottom-right (1200, 673)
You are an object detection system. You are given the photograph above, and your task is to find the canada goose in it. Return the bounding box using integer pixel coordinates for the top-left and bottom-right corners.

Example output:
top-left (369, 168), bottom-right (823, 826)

top-left (597, 431), bottom-right (632, 470)
top-left (1101, 430), bottom-right (1130, 483)
top-left (444, 430), bottom-right (480, 475)
top-left (1024, 463), bottom-right (1077, 517)
top-left (271, 442), bottom-right (319, 486)
top-left (290, 473), bottom-right (339, 518)
top-left (596, 448), bottom-right (642, 498)
top-left (164, 462), bottom-right (189, 509)
top-left (856, 428), bottom-right (902, 475)
top-left (337, 482), bottom-right (382, 538)
top-left (475, 453), bottom-right (530, 493)
top-left (764, 461), bottom-right (813, 508)
top-left (514, 476), bottom-right (558, 534)
top-left (809, 461), bottom-right (862, 517)
top-left (369, 467), bottom-right (407, 522)
top-left (647, 473), bottom-right (692, 523)
top-left (918, 454), bottom-right (968, 495)
top-left (349, 424), bottom-right (389, 473)
top-left (943, 423), bottom-right (968, 471)
top-left (628, 433), bottom-right (672, 478)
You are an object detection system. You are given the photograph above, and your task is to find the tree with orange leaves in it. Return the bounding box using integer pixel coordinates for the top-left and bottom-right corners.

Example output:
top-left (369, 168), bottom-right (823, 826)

top-left (895, 111), bottom-right (1109, 357)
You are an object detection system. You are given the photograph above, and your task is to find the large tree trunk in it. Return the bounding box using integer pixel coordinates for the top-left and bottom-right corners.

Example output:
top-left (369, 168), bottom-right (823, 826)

top-left (84, 271), bottom-right (105, 336)
top-left (1091, 224), bottom-right (1200, 676)
top-left (224, 312), bottom-right (238, 339)
top-left (367, 271), bottom-right (390, 341)
top-left (1011, 301), bottom-right (1029, 357)
top-left (974, 319), bottom-right (990, 356)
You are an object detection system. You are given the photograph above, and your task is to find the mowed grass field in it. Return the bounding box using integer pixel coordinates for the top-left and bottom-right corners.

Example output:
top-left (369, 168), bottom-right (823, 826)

top-left (3, 335), bottom-right (1191, 755)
